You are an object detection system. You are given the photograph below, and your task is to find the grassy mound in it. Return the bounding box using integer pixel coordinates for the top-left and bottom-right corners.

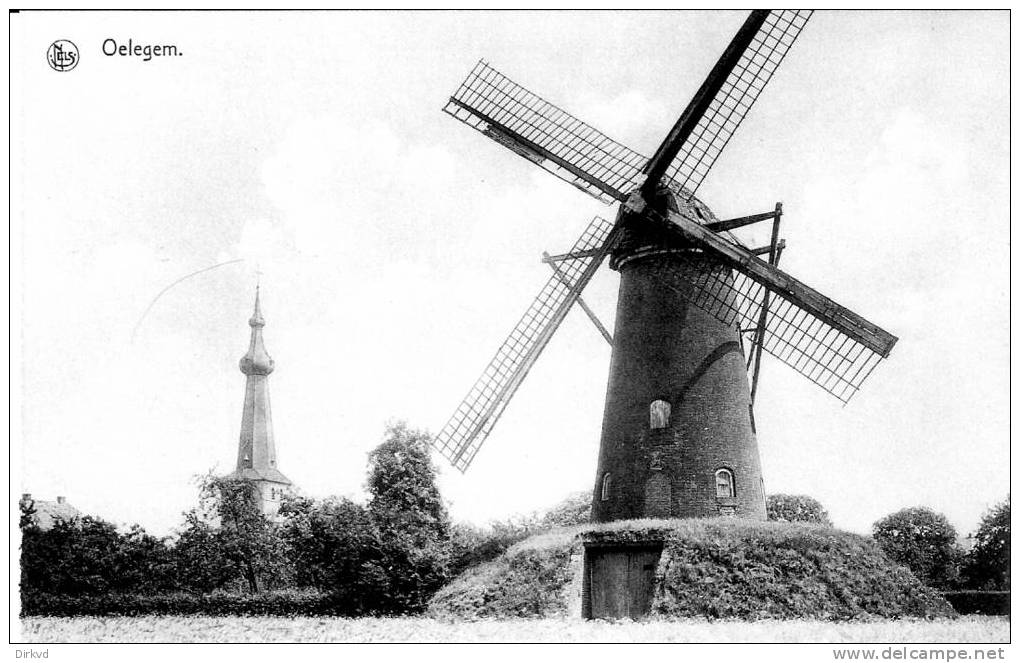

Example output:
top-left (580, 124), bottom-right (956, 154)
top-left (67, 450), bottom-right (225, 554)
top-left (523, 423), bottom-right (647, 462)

top-left (428, 519), bottom-right (955, 621)
top-left (429, 528), bottom-right (584, 619)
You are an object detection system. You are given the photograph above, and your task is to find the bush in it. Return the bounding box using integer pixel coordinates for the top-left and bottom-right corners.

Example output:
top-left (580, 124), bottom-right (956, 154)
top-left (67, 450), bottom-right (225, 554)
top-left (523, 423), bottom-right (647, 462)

top-left (537, 491), bottom-right (592, 528)
top-left (766, 494), bottom-right (832, 526)
top-left (961, 496), bottom-right (1009, 591)
top-left (872, 507), bottom-right (962, 589)
top-left (20, 509), bottom-right (175, 598)
top-left (449, 518), bottom-right (540, 577)
top-left (20, 589), bottom-right (359, 618)
top-left (942, 591), bottom-right (1010, 616)
top-left (450, 522), bottom-right (520, 578)
top-left (448, 491), bottom-right (593, 577)
top-left (278, 494), bottom-right (375, 602)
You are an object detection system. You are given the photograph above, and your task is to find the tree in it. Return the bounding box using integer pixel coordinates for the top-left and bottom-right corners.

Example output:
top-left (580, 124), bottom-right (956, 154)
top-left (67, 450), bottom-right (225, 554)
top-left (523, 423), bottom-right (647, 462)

top-left (172, 509), bottom-right (236, 594)
top-left (767, 494), bottom-right (832, 526)
top-left (364, 422), bottom-right (452, 613)
top-left (872, 506), bottom-right (961, 589)
top-left (278, 493), bottom-right (376, 607)
top-left (174, 473), bottom-right (291, 594)
top-left (961, 495), bottom-right (1010, 590)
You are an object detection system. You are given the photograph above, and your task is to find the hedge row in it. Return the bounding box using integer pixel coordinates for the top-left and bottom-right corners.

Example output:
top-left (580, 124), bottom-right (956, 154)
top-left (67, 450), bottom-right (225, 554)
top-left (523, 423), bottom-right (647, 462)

top-left (21, 590), bottom-right (364, 618)
top-left (942, 591), bottom-right (1010, 616)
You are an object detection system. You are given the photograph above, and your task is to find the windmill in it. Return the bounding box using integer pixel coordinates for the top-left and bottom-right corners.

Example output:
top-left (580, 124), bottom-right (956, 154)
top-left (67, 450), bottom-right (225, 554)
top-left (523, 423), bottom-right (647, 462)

top-left (433, 10), bottom-right (898, 522)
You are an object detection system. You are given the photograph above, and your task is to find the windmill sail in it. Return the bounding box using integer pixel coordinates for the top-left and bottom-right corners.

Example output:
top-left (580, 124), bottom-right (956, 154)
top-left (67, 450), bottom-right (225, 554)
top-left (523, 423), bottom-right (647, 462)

top-left (644, 10), bottom-right (813, 198)
top-left (438, 9), bottom-right (894, 485)
top-left (651, 207), bottom-right (897, 402)
top-left (433, 216), bottom-right (621, 471)
top-left (444, 61), bottom-right (645, 204)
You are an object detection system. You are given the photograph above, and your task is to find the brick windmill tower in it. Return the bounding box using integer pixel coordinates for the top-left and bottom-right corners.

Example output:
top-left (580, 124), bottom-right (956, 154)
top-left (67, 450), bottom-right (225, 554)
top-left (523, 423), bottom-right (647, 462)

top-left (227, 286), bottom-right (292, 517)
top-left (432, 10), bottom-right (897, 523)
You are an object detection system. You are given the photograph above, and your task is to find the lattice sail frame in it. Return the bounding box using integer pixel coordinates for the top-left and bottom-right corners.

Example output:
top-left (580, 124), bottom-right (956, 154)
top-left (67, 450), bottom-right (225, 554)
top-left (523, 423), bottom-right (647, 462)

top-left (442, 10), bottom-right (812, 207)
top-left (662, 10), bottom-right (813, 197)
top-left (433, 216), bottom-right (619, 471)
top-left (444, 61), bottom-right (644, 204)
top-left (652, 255), bottom-right (883, 403)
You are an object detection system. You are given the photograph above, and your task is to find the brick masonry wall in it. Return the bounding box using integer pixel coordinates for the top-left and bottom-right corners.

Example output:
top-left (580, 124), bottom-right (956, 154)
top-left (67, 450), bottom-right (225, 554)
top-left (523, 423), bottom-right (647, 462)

top-left (591, 249), bottom-right (766, 522)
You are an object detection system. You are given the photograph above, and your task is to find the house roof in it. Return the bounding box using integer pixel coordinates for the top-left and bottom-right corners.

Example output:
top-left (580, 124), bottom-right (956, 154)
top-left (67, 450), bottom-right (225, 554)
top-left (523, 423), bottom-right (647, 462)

top-left (227, 467), bottom-right (292, 485)
top-left (22, 497), bottom-right (80, 530)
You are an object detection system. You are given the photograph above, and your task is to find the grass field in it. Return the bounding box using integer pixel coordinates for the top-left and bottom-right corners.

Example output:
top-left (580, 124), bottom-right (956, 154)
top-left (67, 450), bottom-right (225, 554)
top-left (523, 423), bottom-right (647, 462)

top-left (20, 616), bottom-right (1009, 643)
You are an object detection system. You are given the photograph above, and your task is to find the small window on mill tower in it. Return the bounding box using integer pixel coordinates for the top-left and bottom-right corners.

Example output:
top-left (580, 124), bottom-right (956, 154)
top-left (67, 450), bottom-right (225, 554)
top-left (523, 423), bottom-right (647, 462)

top-left (715, 469), bottom-right (735, 498)
top-left (650, 400), bottom-right (671, 429)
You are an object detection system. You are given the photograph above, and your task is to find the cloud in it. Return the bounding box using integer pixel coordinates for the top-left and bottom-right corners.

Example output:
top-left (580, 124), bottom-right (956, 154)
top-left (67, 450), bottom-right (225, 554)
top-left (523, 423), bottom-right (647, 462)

top-left (864, 108), bottom-right (968, 200)
top-left (260, 115), bottom-right (465, 264)
top-left (234, 217), bottom-right (292, 267)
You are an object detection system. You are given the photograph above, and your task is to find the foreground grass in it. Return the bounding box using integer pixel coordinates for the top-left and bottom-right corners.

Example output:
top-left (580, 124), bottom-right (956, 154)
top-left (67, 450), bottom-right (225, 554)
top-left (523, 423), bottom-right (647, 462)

top-left (21, 616), bottom-right (1009, 643)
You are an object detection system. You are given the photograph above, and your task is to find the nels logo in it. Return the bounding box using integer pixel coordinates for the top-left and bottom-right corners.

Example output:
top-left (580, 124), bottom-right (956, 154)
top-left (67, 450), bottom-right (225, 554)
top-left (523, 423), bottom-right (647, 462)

top-left (47, 40), bottom-right (79, 72)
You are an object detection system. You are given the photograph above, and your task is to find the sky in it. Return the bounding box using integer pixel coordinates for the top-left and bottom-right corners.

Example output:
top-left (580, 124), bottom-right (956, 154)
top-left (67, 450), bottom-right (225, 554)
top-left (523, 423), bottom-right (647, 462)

top-left (10, 10), bottom-right (1009, 539)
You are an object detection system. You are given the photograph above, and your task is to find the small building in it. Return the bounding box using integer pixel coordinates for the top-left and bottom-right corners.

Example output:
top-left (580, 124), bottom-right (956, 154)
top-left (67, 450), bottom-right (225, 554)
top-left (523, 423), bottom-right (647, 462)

top-left (19, 494), bottom-right (80, 530)
top-left (226, 287), bottom-right (293, 518)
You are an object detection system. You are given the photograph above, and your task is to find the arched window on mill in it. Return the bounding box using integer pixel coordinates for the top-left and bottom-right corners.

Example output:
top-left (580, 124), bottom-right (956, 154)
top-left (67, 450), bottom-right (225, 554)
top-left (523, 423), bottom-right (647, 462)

top-left (650, 400), bottom-right (671, 429)
top-left (601, 473), bottom-right (612, 501)
top-left (715, 468), bottom-right (735, 498)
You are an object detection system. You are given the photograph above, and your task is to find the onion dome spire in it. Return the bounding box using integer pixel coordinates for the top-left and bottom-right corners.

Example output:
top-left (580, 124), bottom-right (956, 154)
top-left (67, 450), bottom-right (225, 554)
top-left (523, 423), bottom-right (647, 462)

top-left (231, 284), bottom-right (291, 499)
top-left (239, 286), bottom-right (275, 376)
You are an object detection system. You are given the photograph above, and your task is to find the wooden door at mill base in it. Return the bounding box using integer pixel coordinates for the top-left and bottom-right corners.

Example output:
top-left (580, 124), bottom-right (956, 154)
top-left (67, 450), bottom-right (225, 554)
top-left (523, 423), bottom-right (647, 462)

top-left (587, 546), bottom-right (662, 619)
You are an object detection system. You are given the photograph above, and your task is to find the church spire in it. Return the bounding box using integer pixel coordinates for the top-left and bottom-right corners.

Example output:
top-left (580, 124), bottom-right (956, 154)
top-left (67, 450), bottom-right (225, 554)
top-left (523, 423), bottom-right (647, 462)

top-left (230, 286), bottom-right (291, 516)
top-left (239, 286), bottom-right (273, 376)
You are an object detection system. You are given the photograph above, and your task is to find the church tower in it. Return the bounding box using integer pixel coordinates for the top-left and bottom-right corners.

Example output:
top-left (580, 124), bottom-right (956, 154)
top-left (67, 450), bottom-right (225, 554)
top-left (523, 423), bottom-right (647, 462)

top-left (228, 286), bottom-right (292, 517)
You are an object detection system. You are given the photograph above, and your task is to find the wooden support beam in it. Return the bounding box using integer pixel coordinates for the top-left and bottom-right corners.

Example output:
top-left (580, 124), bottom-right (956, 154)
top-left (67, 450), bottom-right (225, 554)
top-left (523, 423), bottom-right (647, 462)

top-left (749, 203), bottom-right (783, 405)
top-left (542, 248), bottom-right (601, 263)
top-left (749, 238), bottom-right (786, 256)
top-left (766, 202), bottom-right (783, 266)
top-left (542, 252), bottom-right (613, 346)
top-left (705, 209), bottom-right (780, 233)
